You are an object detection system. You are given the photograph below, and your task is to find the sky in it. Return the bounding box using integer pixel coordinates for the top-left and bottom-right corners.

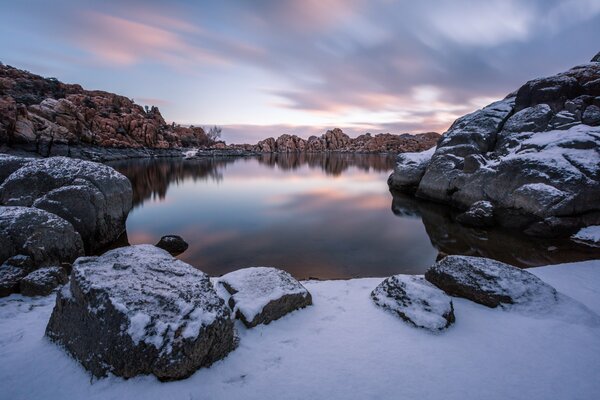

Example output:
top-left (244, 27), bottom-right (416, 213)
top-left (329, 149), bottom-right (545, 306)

top-left (1, 0), bottom-right (599, 143)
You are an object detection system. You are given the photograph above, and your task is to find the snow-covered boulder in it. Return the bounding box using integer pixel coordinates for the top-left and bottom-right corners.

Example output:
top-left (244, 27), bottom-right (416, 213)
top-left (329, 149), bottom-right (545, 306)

top-left (0, 206), bottom-right (83, 269)
top-left (371, 275), bottom-right (455, 331)
top-left (218, 267), bottom-right (312, 328)
top-left (45, 245), bottom-right (237, 380)
top-left (20, 266), bottom-right (67, 297)
top-left (425, 256), bottom-right (558, 308)
top-left (387, 146), bottom-right (436, 191)
top-left (388, 60), bottom-right (600, 237)
top-left (571, 225), bottom-right (600, 247)
top-left (0, 156), bottom-right (132, 252)
top-left (155, 234), bottom-right (189, 256)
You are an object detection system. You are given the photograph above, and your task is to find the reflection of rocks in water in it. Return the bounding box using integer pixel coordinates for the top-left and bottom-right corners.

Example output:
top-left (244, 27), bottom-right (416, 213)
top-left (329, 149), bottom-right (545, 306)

top-left (257, 153), bottom-right (396, 176)
top-left (390, 190), bottom-right (600, 268)
top-left (109, 158), bottom-right (233, 207)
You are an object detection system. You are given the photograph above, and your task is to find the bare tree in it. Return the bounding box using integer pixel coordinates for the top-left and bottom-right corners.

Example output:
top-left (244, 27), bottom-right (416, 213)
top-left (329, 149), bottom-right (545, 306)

top-left (206, 125), bottom-right (223, 142)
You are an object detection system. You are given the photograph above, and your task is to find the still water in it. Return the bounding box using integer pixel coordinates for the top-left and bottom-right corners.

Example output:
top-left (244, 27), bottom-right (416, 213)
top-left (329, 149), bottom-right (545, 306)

top-left (110, 154), bottom-right (597, 279)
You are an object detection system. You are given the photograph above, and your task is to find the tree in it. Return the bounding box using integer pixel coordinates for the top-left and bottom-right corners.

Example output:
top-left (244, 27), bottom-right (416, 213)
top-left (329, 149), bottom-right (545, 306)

top-left (206, 125), bottom-right (222, 142)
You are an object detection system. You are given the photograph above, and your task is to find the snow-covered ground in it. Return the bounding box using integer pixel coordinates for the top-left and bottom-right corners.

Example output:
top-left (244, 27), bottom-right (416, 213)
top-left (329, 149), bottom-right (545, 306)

top-left (572, 225), bottom-right (600, 247)
top-left (1, 260), bottom-right (599, 400)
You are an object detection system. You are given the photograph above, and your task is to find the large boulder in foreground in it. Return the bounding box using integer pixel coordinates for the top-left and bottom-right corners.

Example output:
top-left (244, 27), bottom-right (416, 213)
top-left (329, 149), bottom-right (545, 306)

top-left (389, 59), bottom-right (600, 237)
top-left (371, 275), bottom-right (455, 331)
top-left (0, 156), bottom-right (132, 252)
top-left (45, 245), bottom-right (236, 380)
top-left (425, 255), bottom-right (558, 308)
top-left (0, 206), bottom-right (84, 268)
top-left (218, 267), bottom-right (312, 328)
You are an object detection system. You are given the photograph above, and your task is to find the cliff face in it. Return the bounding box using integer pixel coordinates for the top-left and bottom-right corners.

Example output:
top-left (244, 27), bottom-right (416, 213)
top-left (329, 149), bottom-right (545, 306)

top-left (229, 129), bottom-right (441, 154)
top-left (0, 63), bottom-right (209, 153)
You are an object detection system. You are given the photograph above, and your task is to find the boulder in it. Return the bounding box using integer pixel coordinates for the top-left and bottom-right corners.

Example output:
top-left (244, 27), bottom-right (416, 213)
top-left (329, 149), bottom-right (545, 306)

top-left (425, 255), bottom-right (558, 308)
top-left (371, 275), bottom-right (455, 331)
top-left (0, 255), bottom-right (36, 297)
top-left (387, 146), bottom-right (436, 191)
top-left (456, 201), bottom-right (495, 227)
top-left (20, 266), bottom-right (68, 297)
top-left (0, 156), bottom-right (132, 252)
top-left (45, 245), bottom-right (236, 380)
top-left (218, 267), bottom-right (312, 328)
top-left (388, 59), bottom-right (600, 237)
top-left (155, 235), bottom-right (189, 256)
top-left (592, 52), bottom-right (600, 63)
top-left (0, 206), bottom-right (84, 267)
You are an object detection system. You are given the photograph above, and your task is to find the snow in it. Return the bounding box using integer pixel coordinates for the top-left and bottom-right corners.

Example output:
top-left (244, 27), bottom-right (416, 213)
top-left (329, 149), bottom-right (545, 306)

top-left (572, 225), bottom-right (600, 247)
top-left (217, 267), bottom-right (310, 323)
top-left (1, 260), bottom-right (600, 400)
top-left (396, 145), bottom-right (436, 166)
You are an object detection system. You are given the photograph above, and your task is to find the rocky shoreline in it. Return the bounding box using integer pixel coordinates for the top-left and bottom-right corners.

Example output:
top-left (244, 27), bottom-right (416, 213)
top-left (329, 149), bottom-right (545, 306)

top-left (389, 56), bottom-right (600, 237)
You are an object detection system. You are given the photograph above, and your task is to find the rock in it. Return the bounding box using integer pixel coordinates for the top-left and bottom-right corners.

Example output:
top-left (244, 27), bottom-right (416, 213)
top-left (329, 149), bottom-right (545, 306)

top-left (456, 201), bottom-right (495, 227)
top-left (388, 60), bottom-right (600, 237)
top-left (0, 206), bottom-right (84, 267)
top-left (592, 51), bottom-right (600, 62)
top-left (0, 265), bottom-right (27, 297)
top-left (0, 156), bottom-right (132, 252)
top-left (45, 245), bottom-right (236, 380)
top-left (371, 275), bottom-right (455, 331)
top-left (20, 266), bottom-right (68, 296)
top-left (218, 267), bottom-right (312, 328)
top-left (387, 146), bottom-right (436, 191)
top-left (425, 255), bottom-right (558, 308)
top-left (155, 235), bottom-right (188, 256)
top-left (582, 105), bottom-right (600, 126)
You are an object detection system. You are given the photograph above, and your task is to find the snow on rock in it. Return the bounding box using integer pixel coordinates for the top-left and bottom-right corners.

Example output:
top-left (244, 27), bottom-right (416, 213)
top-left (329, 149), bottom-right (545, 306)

top-left (571, 225), bottom-right (600, 247)
top-left (0, 156), bottom-right (132, 252)
top-left (20, 266), bottom-right (68, 297)
top-left (218, 267), bottom-right (312, 328)
top-left (455, 200), bottom-right (495, 227)
top-left (425, 255), bottom-right (559, 309)
top-left (45, 244), bottom-right (237, 380)
top-left (387, 146), bottom-right (436, 191)
top-left (0, 206), bottom-right (84, 267)
top-left (388, 60), bottom-right (600, 236)
top-left (371, 275), bottom-right (455, 331)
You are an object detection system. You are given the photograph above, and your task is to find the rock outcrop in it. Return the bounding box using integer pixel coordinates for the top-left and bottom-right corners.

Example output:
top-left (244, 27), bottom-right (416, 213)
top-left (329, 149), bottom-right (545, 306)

top-left (237, 129), bottom-right (440, 154)
top-left (425, 255), bottom-right (559, 308)
top-left (0, 155), bottom-right (132, 252)
top-left (389, 58), bottom-right (600, 236)
top-left (0, 63), bottom-right (210, 155)
top-left (218, 267), bottom-right (312, 328)
top-left (45, 245), bottom-right (237, 380)
top-left (371, 275), bottom-right (455, 331)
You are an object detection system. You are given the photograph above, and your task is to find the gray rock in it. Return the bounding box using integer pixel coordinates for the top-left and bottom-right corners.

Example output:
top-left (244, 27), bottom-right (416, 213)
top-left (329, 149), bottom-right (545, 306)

top-left (0, 156), bottom-right (132, 253)
top-left (20, 266), bottom-right (68, 297)
top-left (592, 51), bottom-right (600, 63)
top-left (371, 275), bottom-right (455, 331)
top-left (425, 255), bottom-right (558, 308)
top-left (155, 235), bottom-right (188, 256)
top-left (0, 265), bottom-right (28, 297)
top-left (218, 267), bottom-right (312, 328)
top-left (389, 61), bottom-right (600, 237)
top-left (582, 105), bottom-right (600, 126)
top-left (45, 245), bottom-right (236, 380)
top-left (0, 154), bottom-right (32, 185)
top-left (456, 200), bottom-right (495, 227)
top-left (388, 147), bottom-right (436, 191)
top-left (0, 206), bottom-right (84, 268)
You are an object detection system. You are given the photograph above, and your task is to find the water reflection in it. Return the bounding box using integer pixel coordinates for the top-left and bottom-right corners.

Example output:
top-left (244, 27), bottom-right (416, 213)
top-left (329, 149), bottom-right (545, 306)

top-left (390, 191), bottom-right (599, 268)
top-left (109, 155), bottom-right (598, 279)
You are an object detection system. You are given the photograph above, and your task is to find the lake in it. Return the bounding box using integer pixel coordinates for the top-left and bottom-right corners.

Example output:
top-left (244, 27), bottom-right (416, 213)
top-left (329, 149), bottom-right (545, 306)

top-left (109, 154), bottom-right (597, 279)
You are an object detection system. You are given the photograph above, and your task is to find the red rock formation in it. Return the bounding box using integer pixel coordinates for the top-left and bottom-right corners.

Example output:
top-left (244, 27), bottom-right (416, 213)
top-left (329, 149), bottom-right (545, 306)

top-left (0, 63), bottom-right (209, 151)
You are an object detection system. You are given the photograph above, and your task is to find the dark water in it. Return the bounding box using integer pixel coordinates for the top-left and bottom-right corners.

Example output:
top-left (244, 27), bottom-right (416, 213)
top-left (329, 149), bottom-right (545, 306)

top-left (109, 154), bottom-right (598, 279)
